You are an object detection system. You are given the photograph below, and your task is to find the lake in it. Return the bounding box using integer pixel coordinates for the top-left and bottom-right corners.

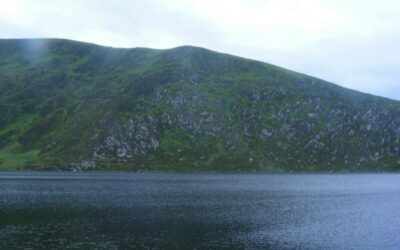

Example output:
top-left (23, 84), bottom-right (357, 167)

top-left (0, 172), bottom-right (399, 249)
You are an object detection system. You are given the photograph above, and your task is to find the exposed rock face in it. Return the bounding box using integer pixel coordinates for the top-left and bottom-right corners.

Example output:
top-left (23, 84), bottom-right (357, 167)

top-left (0, 39), bottom-right (399, 171)
top-left (92, 114), bottom-right (163, 159)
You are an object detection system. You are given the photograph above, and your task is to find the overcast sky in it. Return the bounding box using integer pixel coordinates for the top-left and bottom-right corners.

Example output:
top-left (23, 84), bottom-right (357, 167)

top-left (0, 0), bottom-right (399, 100)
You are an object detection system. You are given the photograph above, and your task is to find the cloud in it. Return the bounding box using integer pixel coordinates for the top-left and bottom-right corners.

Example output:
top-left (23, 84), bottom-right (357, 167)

top-left (0, 0), bottom-right (399, 100)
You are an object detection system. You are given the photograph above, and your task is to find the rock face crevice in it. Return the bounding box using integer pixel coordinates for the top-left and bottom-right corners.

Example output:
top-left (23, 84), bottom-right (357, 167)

top-left (0, 39), bottom-right (399, 171)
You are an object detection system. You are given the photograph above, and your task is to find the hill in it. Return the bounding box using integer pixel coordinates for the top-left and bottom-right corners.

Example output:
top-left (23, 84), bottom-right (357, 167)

top-left (0, 38), bottom-right (399, 171)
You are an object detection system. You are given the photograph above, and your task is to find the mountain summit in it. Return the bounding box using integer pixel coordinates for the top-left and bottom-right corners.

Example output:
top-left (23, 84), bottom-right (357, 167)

top-left (0, 39), bottom-right (399, 171)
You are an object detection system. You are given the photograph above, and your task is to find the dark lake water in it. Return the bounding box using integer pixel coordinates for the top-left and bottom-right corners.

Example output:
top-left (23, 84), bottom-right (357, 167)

top-left (0, 172), bottom-right (399, 249)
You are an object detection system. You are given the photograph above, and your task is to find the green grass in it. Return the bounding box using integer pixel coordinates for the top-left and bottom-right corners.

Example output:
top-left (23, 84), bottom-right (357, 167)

top-left (0, 146), bottom-right (40, 170)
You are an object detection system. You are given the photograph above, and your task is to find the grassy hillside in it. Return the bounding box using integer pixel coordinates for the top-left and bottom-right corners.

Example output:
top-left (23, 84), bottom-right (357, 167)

top-left (1, 38), bottom-right (399, 171)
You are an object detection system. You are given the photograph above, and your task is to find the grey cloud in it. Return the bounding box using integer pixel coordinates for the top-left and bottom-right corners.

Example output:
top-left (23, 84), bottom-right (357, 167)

top-left (0, 0), bottom-right (399, 100)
